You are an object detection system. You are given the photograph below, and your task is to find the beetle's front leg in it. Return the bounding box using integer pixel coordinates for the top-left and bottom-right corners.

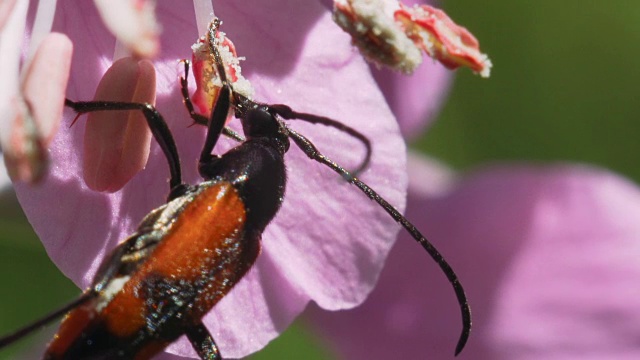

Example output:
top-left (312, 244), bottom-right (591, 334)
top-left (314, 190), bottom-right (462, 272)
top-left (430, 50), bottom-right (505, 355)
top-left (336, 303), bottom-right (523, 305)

top-left (64, 99), bottom-right (184, 195)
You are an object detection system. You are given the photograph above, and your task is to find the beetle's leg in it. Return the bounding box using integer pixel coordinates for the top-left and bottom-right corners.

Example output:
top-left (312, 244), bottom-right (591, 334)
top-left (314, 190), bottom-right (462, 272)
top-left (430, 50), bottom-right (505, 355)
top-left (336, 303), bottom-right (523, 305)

top-left (179, 59), bottom-right (208, 126)
top-left (179, 59), bottom-right (244, 143)
top-left (185, 322), bottom-right (222, 360)
top-left (197, 83), bottom-right (231, 179)
top-left (268, 103), bottom-right (372, 175)
top-left (286, 126), bottom-right (471, 355)
top-left (64, 100), bottom-right (185, 197)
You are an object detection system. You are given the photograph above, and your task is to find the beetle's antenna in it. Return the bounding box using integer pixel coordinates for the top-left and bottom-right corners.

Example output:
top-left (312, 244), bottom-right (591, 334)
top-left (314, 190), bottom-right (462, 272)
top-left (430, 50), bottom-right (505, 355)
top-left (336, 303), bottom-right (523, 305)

top-left (268, 104), bottom-right (372, 175)
top-left (286, 126), bottom-right (471, 355)
top-left (0, 292), bottom-right (95, 348)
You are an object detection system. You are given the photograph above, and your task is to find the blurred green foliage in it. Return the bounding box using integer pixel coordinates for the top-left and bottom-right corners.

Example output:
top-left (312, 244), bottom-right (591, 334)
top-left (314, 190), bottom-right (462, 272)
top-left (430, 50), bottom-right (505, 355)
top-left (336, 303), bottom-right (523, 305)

top-left (1, 1), bottom-right (638, 359)
top-left (418, 1), bottom-right (640, 183)
top-left (0, 196), bottom-right (77, 359)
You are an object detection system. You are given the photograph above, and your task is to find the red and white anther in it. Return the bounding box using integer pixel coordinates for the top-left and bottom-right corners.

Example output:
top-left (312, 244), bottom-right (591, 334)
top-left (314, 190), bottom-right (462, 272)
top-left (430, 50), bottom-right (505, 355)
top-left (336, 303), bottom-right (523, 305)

top-left (333, 0), bottom-right (492, 77)
top-left (395, 3), bottom-right (492, 77)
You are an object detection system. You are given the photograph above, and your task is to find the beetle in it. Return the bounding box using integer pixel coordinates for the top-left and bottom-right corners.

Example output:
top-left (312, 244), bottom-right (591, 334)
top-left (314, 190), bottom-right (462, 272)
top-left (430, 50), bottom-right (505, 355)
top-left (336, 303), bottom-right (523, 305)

top-left (0, 18), bottom-right (470, 359)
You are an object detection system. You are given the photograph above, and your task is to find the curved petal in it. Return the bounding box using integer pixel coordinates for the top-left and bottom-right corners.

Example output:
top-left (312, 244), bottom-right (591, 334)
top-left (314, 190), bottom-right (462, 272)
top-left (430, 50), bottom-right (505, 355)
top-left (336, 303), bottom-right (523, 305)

top-left (15, 1), bottom-right (410, 358)
top-left (371, 59), bottom-right (451, 138)
top-left (308, 160), bottom-right (640, 359)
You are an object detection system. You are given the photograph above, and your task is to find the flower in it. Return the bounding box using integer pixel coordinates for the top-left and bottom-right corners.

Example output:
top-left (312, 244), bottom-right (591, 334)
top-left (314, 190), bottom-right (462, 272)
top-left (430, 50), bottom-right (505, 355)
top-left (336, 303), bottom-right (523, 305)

top-left (10, 1), bottom-right (422, 358)
top-left (306, 153), bottom-right (640, 359)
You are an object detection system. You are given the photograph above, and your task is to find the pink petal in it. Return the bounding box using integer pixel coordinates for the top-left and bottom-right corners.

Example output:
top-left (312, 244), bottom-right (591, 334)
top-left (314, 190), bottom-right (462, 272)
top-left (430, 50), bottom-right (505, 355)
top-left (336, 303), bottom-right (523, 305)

top-left (488, 168), bottom-right (640, 359)
top-left (82, 57), bottom-right (155, 192)
top-left (308, 161), bottom-right (640, 359)
top-left (15, 1), bottom-right (413, 358)
top-left (371, 59), bottom-right (451, 138)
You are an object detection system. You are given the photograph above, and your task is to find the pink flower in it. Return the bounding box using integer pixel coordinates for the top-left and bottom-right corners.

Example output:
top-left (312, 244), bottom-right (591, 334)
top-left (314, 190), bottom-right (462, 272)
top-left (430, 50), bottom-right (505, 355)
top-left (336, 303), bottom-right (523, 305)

top-left (5, 1), bottom-right (456, 358)
top-left (307, 155), bottom-right (640, 359)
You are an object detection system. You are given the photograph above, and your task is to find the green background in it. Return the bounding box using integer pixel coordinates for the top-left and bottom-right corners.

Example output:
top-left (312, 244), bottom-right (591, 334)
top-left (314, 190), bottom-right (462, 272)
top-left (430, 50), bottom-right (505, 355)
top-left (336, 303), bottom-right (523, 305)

top-left (1, 1), bottom-right (638, 359)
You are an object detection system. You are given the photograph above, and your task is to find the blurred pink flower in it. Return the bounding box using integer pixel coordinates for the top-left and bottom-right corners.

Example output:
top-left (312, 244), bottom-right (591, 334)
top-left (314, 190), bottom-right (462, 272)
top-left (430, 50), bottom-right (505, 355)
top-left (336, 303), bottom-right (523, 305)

top-left (6, 1), bottom-right (456, 358)
top-left (307, 155), bottom-right (640, 359)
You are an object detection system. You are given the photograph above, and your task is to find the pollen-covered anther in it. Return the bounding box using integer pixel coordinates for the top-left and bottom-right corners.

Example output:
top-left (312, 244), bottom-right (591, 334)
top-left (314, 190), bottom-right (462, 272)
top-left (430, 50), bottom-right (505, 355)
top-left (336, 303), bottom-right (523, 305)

top-left (333, 0), bottom-right (422, 74)
top-left (191, 23), bottom-right (254, 117)
top-left (395, 4), bottom-right (492, 78)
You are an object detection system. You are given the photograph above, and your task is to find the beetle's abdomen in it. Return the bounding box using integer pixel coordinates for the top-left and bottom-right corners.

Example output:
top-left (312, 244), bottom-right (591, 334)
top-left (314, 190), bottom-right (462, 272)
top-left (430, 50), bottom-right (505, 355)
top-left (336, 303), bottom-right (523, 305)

top-left (44, 181), bottom-right (260, 359)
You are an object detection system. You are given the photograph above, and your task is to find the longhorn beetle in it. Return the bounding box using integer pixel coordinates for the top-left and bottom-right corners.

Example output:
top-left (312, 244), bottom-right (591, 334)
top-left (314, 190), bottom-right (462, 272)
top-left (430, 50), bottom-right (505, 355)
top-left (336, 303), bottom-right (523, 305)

top-left (0, 18), bottom-right (470, 359)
